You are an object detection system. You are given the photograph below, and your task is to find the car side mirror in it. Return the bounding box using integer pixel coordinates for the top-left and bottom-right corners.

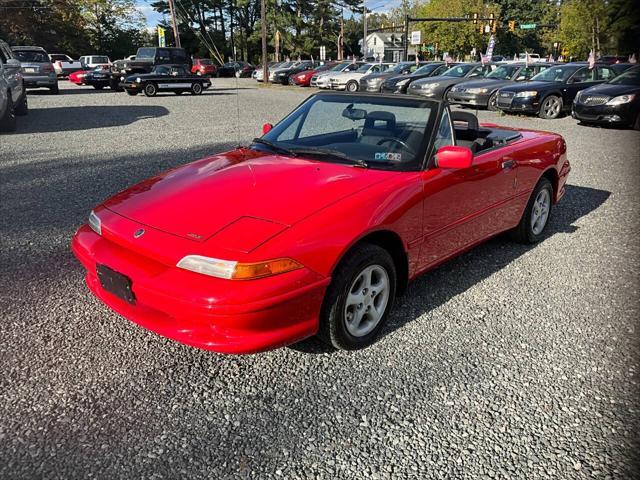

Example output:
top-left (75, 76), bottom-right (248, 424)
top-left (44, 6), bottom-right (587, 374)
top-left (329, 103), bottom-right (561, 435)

top-left (262, 123), bottom-right (273, 134)
top-left (435, 146), bottom-right (473, 169)
top-left (5, 59), bottom-right (21, 69)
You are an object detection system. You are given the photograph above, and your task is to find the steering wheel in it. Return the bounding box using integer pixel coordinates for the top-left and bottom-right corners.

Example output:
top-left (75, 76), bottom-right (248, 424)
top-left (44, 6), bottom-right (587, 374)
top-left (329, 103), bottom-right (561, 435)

top-left (376, 138), bottom-right (416, 157)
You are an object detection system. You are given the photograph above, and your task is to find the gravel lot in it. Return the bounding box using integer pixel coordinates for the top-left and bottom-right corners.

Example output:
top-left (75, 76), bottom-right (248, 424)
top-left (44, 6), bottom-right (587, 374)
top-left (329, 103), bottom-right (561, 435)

top-left (1, 79), bottom-right (639, 479)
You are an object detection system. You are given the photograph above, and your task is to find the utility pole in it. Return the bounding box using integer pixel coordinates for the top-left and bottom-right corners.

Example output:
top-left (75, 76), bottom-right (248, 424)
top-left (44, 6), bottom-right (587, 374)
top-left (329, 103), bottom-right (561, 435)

top-left (261, 0), bottom-right (268, 83)
top-left (338, 8), bottom-right (344, 60)
top-left (363, 0), bottom-right (367, 60)
top-left (167, 0), bottom-right (181, 47)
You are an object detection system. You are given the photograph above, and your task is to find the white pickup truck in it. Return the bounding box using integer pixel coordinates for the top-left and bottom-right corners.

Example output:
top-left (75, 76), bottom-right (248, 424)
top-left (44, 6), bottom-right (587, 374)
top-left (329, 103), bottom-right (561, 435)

top-left (49, 54), bottom-right (82, 77)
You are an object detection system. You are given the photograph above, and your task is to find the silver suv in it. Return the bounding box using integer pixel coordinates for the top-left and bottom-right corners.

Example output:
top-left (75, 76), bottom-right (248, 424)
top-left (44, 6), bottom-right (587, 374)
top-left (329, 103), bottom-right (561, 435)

top-left (11, 45), bottom-right (59, 94)
top-left (0, 39), bottom-right (27, 132)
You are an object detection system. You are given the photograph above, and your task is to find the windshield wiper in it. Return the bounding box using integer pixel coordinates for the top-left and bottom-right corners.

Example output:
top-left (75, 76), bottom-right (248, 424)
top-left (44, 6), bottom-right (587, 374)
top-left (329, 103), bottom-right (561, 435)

top-left (288, 147), bottom-right (369, 168)
top-left (251, 138), bottom-right (298, 157)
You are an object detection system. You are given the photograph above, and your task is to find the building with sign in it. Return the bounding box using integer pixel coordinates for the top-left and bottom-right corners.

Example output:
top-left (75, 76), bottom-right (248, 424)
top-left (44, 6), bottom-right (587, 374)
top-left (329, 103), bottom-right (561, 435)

top-left (359, 33), bottom-right (418, 62)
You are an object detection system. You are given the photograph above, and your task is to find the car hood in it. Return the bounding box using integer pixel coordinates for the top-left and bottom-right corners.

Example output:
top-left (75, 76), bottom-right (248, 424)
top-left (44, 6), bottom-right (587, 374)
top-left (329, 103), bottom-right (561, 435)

top-left (103, 148), bottom-right (393, 242)
top-left (409, 75), bottom-right (464, 88)
top-left (455, 78), bottom-right (514, 90)
top-left (500, 81), bottom-right (558, 92)
top-left (579, 83), bottom-right (639, 96)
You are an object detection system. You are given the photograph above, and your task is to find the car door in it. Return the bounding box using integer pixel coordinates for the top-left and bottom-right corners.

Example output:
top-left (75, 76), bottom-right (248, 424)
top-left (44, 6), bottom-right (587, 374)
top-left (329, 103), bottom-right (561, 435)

top-left (0, 43), bottom-right (22, 104)
top-left (563, 67), bottom-right (599, 106)
top-left (419, 107), bottom-right (517, 268)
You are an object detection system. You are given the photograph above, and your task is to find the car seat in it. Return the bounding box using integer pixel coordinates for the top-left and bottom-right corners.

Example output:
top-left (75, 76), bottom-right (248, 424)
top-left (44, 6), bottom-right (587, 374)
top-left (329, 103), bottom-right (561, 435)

top-left (359, 111), bottom-right (397, 145)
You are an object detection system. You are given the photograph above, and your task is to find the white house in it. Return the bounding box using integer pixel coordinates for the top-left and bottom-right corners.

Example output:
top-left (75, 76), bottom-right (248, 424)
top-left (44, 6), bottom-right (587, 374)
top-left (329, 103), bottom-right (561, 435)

top-left (358, 32), bottom-right (418, 62)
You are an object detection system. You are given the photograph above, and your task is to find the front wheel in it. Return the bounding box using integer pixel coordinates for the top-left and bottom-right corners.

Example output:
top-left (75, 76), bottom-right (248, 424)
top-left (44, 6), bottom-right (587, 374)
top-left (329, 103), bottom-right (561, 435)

top-left (0, 95), bottom-right (16, 132)
top-left (318, 243), bottom-right (396, 350)
top-left (191, 82), bottom-right (203, 95)
top-left (346, 80), bottom-right (358, 92)
top-left (125, 90), bottom-right (137, 96)
top-left (487, 91), bottom-right (499, 111)
top-left (50, 84), bottom-right (59, 95)
top-left (144, 83), bottom-right (157, 97)
top-left (539, 95), bottom-right (562, 119)
top-left (510, 177), bottom-right (553, 243)
top-left (633, 112), bottom-right (640, 131)
top-left (15, 92), bottom-right (28, 116)
top-left (93, 85), bottom-right (104, 90)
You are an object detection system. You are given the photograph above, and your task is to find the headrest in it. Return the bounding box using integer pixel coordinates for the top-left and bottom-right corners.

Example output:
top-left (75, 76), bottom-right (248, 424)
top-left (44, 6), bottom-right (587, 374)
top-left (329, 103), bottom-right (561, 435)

top-left (451, 111), bottom-right (479, 130)
top-left (364, 111), bottom-right (396, 131)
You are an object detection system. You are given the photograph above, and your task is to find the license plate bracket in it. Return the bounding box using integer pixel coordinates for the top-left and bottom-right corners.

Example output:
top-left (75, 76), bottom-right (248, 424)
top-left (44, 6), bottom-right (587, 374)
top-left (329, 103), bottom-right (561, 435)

top-left (96, 264), bottom-right (136, 304)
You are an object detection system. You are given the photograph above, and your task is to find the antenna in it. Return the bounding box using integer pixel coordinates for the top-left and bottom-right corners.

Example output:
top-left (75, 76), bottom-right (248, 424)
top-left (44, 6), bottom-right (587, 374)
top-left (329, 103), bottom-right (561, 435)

top-left (235, 65), bottom-right (241, 148)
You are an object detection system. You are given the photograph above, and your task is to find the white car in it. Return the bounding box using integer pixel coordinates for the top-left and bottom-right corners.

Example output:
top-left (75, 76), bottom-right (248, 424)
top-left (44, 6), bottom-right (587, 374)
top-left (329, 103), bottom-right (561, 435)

top-left (329, 63), bottom-right (396, 91)
top-left (254, 62), bottom-right (284, 81)
top-left (79, 55), bottom-right (111, 69)
top-left (49, 53), bottom-right (82, 76)
top-left (311, 61), bottom-right (365, 88)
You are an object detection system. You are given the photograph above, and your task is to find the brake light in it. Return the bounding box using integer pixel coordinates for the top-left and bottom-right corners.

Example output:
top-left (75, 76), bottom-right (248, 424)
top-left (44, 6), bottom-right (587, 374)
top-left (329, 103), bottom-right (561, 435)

top-left (42, 64), bottom-right (54, 73)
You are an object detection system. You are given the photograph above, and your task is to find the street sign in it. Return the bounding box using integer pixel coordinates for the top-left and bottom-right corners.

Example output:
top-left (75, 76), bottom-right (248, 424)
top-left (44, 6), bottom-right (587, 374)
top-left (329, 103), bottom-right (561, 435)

top-left (410, 31), bottom-right (421, 45)
top-left (520, 23), bottom-right (537, 30)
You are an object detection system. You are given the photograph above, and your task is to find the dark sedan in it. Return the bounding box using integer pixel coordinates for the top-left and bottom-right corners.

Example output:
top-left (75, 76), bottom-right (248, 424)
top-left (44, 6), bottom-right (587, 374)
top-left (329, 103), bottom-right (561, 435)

top-left (272, 61), bottom-right (315, 85)
top-left (496, 63), bottom-right (619, 119)
top-left (83, 66), bottom-right (112, 89)
top-left (380, 62), bottom-right (452, 94)
top-left (122, 64), bottom-right (211, 96)
top-left (217, 61), bottom-right (254, 77)
top-left (447, 63), bottom-right (552, 110)
top-left (572, 65), bottom-right (640, 129)
top-left (359, 61), bottom-right (427, 92)
top-left (407, 63), bottom-right (497, 100)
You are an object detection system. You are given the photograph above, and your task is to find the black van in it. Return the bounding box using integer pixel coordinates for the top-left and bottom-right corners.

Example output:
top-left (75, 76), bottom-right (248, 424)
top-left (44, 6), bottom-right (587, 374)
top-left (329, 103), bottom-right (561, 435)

top-left (109, 47), bottom-right (190, 91)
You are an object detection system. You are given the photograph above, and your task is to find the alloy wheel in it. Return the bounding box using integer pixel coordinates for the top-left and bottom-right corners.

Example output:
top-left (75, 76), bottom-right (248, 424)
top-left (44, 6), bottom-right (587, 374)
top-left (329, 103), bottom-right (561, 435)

top-left (531, 188), bottom-right (551, 235)
top-left (344, 265), bottom-right (390, 337)
top-left (542, 97), bottom-right (561, 118)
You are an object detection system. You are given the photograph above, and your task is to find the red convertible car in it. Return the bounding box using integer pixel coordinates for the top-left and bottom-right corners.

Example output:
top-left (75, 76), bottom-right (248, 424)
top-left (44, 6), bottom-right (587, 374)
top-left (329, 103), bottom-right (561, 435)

top-left (72, 93), bottom-right (570, 354)
top-left (68, 69), bottom-right (90, 85)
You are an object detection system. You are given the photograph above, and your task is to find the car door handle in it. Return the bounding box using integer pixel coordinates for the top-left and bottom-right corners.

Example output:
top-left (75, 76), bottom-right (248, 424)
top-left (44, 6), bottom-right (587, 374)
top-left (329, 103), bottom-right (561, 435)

top-left (502, 159), bottom-right (516, 170)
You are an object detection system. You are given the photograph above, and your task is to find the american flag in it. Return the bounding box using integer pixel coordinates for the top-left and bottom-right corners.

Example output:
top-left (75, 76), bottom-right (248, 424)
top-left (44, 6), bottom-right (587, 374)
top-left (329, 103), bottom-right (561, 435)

top-left (524, 51), bottom-right (530, 66)
top-left (629, 53), bottom-right (637, 64)
top-left (587, 49), bottom-right (595, 69)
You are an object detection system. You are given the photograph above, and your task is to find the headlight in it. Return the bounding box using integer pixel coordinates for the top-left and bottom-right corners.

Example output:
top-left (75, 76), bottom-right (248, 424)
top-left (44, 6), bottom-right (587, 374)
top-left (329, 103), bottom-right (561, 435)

top-left (176, 255), bottom-right (303, 280)
top-left (396, 78), bottom-right (409, 86)
top-left (606, 94), bottom-right (635, 105)
top-left (88, 210), bottom-right (101, 235)
top-left (420, 82), bottom-right (438, 90)
top-left (135, 77), bottom-right (141, 83)
top-left (467, 87), bottom-right (489, 94)
top-left (515, 91), bottom-right (537, 98)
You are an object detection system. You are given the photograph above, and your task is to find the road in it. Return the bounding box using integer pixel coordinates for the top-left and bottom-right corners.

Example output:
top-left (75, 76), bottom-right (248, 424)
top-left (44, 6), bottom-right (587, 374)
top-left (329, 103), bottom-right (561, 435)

top-left (1, 79), bottom-right (639, 479)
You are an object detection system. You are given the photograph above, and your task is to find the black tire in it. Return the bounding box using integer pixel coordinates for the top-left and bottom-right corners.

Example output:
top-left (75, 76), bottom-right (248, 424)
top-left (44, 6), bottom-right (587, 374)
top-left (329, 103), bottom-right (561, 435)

top-left (93, 85), bottom-right (104, 90)
top-left (539, 95), bottom-right (562, 119)
top-left (0, 94), bottom-right (16, 132)
top-left (15, 91), bottom-right (28, 116)
top-left (144, 82), bottom-right (157, 97)
top-left (633, 112), bottom-right (640, 131)
top-left (50, 84), bottom-right (59, 95)
top-left (125, 90), bottom-right (137, 96)
top-left (487, 91), bottom-right (499, 111)
top-left (175, 91), bottom-right (183, 95)
top-left (509, 177), bottom-right (553, 244)
top-left (318, 243), bottom-right (397, 350)
top-left (191, 82), bottom-right (203, 95)
top-left (346, 80), bottom-right (358, 92)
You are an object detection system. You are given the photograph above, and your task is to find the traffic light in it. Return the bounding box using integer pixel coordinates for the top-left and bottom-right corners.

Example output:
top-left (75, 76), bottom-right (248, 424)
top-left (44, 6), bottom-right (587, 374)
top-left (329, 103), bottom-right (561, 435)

top-left (473, 13), bottom-right (478, 25)
top-left (490, 13), bottom-right (497, 33)
top-left (508, 20), bottom-right (516, 32)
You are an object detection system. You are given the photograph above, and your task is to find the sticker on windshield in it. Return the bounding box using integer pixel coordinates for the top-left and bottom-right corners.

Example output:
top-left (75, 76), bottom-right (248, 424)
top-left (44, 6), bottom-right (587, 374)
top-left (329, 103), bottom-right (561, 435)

top-left (375, 152), bottom-right (402, 161)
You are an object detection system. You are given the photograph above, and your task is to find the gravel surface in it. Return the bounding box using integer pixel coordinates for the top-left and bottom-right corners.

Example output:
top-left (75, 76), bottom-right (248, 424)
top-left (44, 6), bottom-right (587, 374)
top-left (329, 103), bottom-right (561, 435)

top-left (1, 79), bottom-right (639, 479)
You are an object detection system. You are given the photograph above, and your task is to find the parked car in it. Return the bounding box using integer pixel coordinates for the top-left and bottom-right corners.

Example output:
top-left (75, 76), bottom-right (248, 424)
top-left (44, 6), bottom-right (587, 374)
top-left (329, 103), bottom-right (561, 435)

top-left (572, 65), bottom-right (640, 129)
top-left (311, 61), bottom-right (365, 88)
top-left (407, 63), bottom-right (497, 100)
top-left (69, 69), bottom-right (90, 85)
top-left (359, 61), bottom-right (428, 92)
top-left (381, 62), bottom-right (452, 94)
top-left (109, 47), bottom-right (190, 91)
top-left (268, 61), bottom-right (304, 82)
top-left (83, 66), bottom-right (112, 90)
top-left (217, 61), bottom-right (253, 77)
top-left (447, 63), bottom-right (552, 110)
top-left (79, 55), bottom-right (111, 69)
top-left (1, 39), bottom-right (28, 132)
top-left (599, 55), bottom-right (628, 64)
top-left (191, 58), bottom-right (217, 77)
top-left (121, 64), bottom-right (211, 97)
top-left (329, 62), bottom-right (396, 91)
top-left (610, 63), bottom-right (635, 76)
top-left (290, 62), bottom-right (338, 86)
top-left (49, 54), bottom-right (82, 76)
top-left (272, 61), bottom-right (316, 85)
top-left (495, 62), bottom-right (619, 119)
top-left (72, 92), bottom-right (570, 353)
top-left (254, 62), bottom-right (284, 82)
top-left (11, 46), bottom-right (59, 94)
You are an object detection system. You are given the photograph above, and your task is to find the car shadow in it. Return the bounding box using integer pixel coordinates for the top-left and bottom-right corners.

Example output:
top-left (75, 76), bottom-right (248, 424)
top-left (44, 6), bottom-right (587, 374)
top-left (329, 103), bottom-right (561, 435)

top-left (12, 105), bottom-right (170, 133)
top-left (290, 184), bottom-right (611, 354)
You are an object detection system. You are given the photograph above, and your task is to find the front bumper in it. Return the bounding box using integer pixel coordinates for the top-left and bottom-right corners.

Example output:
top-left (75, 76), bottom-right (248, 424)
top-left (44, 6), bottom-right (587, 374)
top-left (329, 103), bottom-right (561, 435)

top-left (71, 224), bottom-right (329, 354)
top-left (447, 91), bottom-right (491, 107)
top-left (495, 94), bottom-right (540, 113)
top-left (572, 102), bottom-right (636, 126)
top-left (23, 75), bottom-right (57, 88)
top-left (329, 80), bottom-right (347, 90)
top-left (360, 82), bottom-right (383, 92)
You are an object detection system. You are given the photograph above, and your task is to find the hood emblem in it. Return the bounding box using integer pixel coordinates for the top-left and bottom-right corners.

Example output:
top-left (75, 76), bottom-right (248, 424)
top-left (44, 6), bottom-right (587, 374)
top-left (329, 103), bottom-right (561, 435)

top-left (133, 228), bottom-right (145, 238)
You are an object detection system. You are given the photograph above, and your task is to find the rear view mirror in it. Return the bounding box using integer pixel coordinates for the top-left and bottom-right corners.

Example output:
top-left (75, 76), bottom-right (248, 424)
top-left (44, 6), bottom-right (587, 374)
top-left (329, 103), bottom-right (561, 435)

top-left (342, 106), bottom-right (367, 121)
top-left (5, 59), bottom-right (21, 69)
top-left (262, 123), bottom-right (273, 134)
top-left (435, 146), bottom-right (473, 169)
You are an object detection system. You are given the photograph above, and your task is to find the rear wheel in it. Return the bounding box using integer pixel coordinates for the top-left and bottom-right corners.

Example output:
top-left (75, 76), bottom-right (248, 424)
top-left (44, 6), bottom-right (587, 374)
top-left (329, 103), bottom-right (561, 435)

top-left (93, 85), bottom-right (104, 90)
top-left (318, 243), bottom-right (396, 350)
top-left (15, 91), bottom-right (28, 116)
top-left (539, 95), bottom-right (562, 119)
top-left (191, 82), bottom-right (203, 95)
top-left (633, 112), bottom-right (640, 131)
top-left (487, 91), bottom-right (499, 111)
top-left (175, 91), bottom-right (183, 95)
top-left (0, 94), bottom-right (16, 132)
top-left (510, 177), bottom-right (553, 243)
top-left (143, 82), bottom-right (157, 97)
top-left (346, 80), bottom-right (358, 92)
top-left (125, 90), bottom-right (137, 96)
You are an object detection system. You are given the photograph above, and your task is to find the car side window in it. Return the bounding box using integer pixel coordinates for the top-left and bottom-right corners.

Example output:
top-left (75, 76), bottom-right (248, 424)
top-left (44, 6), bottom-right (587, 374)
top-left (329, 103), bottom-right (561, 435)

top-left (516, 66), bottom-right (536, 81)
top-left (156, 49), bottom-right (170, 63)
top-left (571, 68), bottom-right (593, 83)
top-left (468, 66), bottom-right (484, 77)
top-left (433, 108), bottom-right (454, 151)
top-left (596, 66), bottom-right (615, 81)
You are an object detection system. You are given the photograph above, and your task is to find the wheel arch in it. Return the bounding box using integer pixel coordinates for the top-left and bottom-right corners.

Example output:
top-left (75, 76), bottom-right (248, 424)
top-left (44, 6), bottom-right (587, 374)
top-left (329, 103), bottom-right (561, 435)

top-left (541, 167), bottom-right (560, 203)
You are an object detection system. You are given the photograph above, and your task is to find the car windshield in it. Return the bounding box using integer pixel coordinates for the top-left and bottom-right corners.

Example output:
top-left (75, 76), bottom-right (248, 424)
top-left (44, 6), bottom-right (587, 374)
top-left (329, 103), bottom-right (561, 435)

top-left (153, 66), bottom-right (170, 75)
top-left (50, 54), bottom-right (68, 61)
top-left (487, 65), bottom-right (519, 79)
top-left (198, 59), bottom-right (212, 65)
top-left (442, 64), bottom-right (475, 77)
top-left (331, 62), bottom-right (351, 71)
top-left (14, 50), bottom-right (48, 63)
top-left (531, 65), bottom-right (581, 82)
top-left (414, 63), bottom-right (442, 75)
top-left (136, 48), bottom-right (155, 60)
top-left (256, 94), bottom-right (436, 171)
top-left (609, 67), bottom-right (640, 85)
top-left (93, 56), bottom-right (109, 63)
top-left (389, 63), bottom-right (412, 73)
top-left (356, 63), bottom-right (374, 72)
top-left (277, 62), bottom-right (294, 69)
